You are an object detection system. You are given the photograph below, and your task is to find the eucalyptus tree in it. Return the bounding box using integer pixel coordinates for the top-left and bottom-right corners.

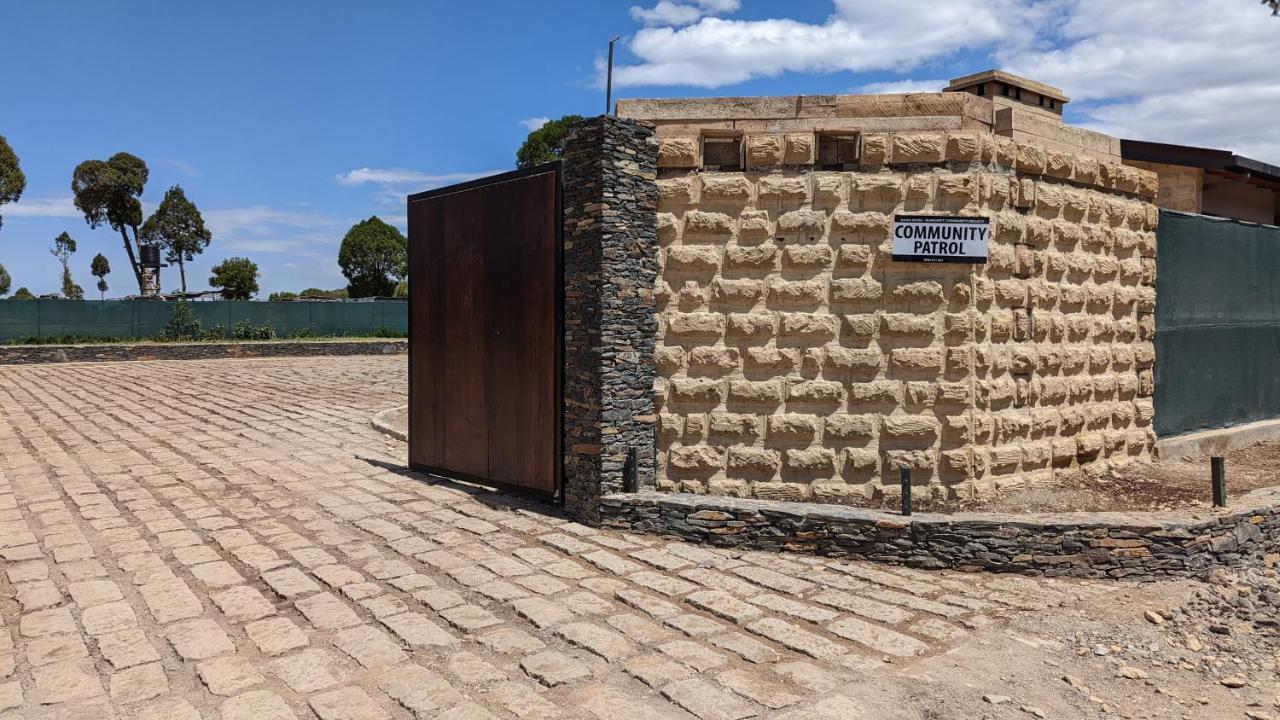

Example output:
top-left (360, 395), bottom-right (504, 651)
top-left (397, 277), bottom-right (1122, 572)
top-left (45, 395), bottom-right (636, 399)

top-left (141, 185), bottom-right (211, 293)
top-left (72, 153), bottom-right (149, 292)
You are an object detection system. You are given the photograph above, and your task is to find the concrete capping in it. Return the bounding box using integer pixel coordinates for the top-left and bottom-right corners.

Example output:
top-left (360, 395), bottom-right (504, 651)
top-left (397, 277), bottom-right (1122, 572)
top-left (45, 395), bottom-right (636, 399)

top-left (1158, 417), bottom-right (1280, 459)
top-left (370, 406), bottom-right (408, 442)
top-left (599, 488), bottom-right (1280, 579)
top-left (0, 339), bottom-right (407, 365)
top-left (654, 130), bottom-right (1149, 197)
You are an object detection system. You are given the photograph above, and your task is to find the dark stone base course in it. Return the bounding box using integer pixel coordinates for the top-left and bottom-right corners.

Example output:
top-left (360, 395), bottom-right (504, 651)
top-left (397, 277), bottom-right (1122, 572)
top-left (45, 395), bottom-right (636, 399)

top-left (0, 339), bottom-right (407, 365)
top-left (601, 491), bottom-right (1280, 580)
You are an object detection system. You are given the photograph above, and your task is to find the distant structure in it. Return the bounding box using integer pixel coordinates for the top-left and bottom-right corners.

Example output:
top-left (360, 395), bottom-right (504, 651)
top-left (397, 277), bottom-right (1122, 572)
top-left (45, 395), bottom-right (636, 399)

top-left (1121, 140), bottom-right (1280, 225)
top-left (945, 69), bottom-right (1070, 118)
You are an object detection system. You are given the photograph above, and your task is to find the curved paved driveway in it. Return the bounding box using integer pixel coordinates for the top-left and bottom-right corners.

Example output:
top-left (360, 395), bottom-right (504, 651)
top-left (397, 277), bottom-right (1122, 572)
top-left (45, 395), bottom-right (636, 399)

top-left (0, 357), bottom-right (1108, 719)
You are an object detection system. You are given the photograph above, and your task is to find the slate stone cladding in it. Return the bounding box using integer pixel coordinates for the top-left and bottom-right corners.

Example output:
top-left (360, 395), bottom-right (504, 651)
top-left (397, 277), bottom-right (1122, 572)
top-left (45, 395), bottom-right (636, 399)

top-left (561, 116), bottom-right (660, 520)
top-left (599, 489), bottom-right (1280, 580)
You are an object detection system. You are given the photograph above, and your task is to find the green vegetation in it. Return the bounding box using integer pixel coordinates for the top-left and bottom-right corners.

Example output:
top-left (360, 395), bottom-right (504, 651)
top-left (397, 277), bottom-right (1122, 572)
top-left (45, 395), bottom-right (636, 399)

top-left (0, 133), bottom-right (25, 231)
top-left (338, 216), bottom-right (407, 298)
top-left (209, 257), bottom-right (260, 300)
top-left (11, 287), bottom-right (33, 300)
top-left (72, 152), bottom-right (149, 292)
top-left (73, 153), bottom-right (215, 295)
top-left (0, 134), bottom-right (25, 292)
top-left (91, 253), bottom-right (110, 300)
top-left (301, 288), bottom-right (349, 299)
top-left (50, 231), bottom-right (84, 300)
top-left (140, 185), bottom-right (211, 292)
top-left (516, 114), bottom-right (584, 169)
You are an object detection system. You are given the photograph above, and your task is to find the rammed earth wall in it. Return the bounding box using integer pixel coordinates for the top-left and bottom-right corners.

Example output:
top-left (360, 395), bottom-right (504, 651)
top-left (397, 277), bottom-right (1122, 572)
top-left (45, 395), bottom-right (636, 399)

top-left (649, 131), bottom-right (1159, 503)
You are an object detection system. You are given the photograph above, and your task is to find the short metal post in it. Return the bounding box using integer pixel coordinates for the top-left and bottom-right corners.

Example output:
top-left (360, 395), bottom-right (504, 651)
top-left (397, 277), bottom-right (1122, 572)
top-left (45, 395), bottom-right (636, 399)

top-left (900, 467), bottom-right (912, 516)
top-left (1211, 456), bottom-right (1227, 508)
top-left (624, 446), bottom-right (639, 493)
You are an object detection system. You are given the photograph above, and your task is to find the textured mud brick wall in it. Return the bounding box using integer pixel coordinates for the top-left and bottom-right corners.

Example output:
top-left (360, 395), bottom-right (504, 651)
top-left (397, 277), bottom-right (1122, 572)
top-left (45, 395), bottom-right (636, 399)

top-left (562, 116), bottom-right (660, 520)
top-left (651, 130), bottom-right (1158, 503)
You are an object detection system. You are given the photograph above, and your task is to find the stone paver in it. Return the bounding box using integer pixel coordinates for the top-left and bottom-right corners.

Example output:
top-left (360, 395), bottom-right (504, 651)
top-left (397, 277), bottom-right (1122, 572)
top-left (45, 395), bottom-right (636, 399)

top-left (197, 655), bottom-right (265, 695)
top-left (0, 357), bottom-right (1113, 718)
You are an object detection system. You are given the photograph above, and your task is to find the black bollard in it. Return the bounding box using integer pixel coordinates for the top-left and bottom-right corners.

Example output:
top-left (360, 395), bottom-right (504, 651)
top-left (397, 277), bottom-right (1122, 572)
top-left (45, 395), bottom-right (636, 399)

top-left (1211, 456), bottom-right (1226, 508)
top-left (624, 446), bottom-right (639, 493)
top-left (900, 467), bottom-right (912, 517)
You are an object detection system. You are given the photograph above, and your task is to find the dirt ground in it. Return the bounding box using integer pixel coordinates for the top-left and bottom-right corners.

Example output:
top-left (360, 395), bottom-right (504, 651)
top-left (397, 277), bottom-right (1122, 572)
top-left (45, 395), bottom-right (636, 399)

top-left (845, 569), bottom-right (1280, 720)
top-left (896, 440), bottom-right (1280, 515)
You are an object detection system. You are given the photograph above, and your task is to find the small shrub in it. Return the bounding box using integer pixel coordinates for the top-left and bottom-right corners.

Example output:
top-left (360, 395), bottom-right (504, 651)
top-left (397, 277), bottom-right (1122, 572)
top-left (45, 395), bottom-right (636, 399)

top-left (159, 300), bottom-right (202, 341)
top-left (232, 320), bottom-right (275, 341)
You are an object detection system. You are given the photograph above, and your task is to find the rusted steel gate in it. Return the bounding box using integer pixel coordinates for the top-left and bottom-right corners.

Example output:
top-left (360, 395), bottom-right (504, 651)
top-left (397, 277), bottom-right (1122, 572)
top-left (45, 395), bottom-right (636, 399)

top-left (406, 163), bottom-right (561, 498)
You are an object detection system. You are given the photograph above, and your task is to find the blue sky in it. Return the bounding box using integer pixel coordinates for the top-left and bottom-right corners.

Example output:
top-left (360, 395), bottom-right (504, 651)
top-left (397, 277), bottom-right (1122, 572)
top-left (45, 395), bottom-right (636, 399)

top-left (2, 0), bottom-right (1275, 297)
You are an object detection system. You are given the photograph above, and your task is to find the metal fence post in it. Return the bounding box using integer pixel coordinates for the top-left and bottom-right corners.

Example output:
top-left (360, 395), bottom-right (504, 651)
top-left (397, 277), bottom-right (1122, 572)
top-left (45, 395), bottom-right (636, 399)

top-left (900, 467), bottom-right (912, 517)
top-left (1211, 456), bottom-right (1227, 508)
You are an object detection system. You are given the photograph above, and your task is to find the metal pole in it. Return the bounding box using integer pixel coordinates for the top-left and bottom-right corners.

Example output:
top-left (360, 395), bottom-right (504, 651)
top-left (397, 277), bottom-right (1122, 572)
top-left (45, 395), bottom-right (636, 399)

top-left (1211, 456), bottom-right (1226, 508)
top-left (900, 467), bottom-right (912, 516)
top-left (606, 35), bottom-right (621, 116)
top-left (624, 446), bottom-right (639, 493)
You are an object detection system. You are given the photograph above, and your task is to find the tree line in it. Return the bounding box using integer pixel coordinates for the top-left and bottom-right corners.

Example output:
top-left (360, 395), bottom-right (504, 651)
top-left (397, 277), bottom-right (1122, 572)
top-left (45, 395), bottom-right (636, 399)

top-left (0, 135), bottom-right (409, 302)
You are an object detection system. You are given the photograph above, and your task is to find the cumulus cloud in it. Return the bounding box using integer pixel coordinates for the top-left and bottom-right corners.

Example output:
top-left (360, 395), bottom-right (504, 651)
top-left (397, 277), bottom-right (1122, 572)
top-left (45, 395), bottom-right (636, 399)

top-left (853, 78), bottom-right (946, 95)
top-left (335, 167), bottom-right (505, 206)
top-left (615, 0), bottom-right (1028, 88)
top-left (334, 168), bottom-right (490, 187)
top-left (203, 206), bottom-right (341, 237)
top-left (996, 0), bottom-right (1280, 160)
top-left (615, 0), bottom-right (1280, 162)
top-left (5, 195), bottom-right (80, 219)
top-left (630, 0), bottom-right (741, 27)
top-left (519, 116), bottom-right (551, 132)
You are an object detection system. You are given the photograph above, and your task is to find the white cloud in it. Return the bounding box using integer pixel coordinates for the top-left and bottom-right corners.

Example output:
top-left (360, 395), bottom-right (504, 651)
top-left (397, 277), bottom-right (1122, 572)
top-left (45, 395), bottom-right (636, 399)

top-left (520, 116), bottom-right (552, 132)
top-left (5, 195), bottom-right (79, 219)
top-left (155, 158), bottom-right (200, 177)
top-left (995, 0), bottom-right (1280, 162)
top-left (631, 0), bottom-right (741, 27)
top-left (615, 0), bottom-right (1029, 88)
top-left (853, 78), bottom-right (946, 95)
top-left (223, 231), bottom-right (338, 255)
top-left (203, 206), bottom-right (340, 237)
top-left (335, 167), bottom-right (506, 207)
top-left (615, 0), bottom-right (1280, 164)
top-left (335, 168), bottom-right (491, 187)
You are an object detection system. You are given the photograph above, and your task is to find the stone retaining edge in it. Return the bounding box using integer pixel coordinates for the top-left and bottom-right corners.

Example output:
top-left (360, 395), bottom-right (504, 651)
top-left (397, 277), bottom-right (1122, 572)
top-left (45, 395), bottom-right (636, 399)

top-left (371, 406), bottom-right (408, 442)
top-left (0, 339), bottom-right (408, 365)
top-left (599, 489), bottom-right (1280, 580)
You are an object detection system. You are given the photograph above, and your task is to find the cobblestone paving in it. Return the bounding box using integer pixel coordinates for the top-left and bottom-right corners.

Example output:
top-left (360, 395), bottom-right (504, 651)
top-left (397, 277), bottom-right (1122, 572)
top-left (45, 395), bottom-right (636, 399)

top-left (0, 357), bottom-right (1115, 719)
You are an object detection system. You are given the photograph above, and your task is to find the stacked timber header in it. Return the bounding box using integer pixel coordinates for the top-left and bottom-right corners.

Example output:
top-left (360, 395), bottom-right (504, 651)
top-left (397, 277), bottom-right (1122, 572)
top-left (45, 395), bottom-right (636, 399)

top-left (616, 70), bottom-right (1160, 504)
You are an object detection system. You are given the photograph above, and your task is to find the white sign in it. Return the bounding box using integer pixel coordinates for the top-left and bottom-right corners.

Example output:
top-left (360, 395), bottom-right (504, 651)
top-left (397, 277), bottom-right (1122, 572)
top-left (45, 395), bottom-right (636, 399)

top-left (892, 215), bottom-right (989, 264)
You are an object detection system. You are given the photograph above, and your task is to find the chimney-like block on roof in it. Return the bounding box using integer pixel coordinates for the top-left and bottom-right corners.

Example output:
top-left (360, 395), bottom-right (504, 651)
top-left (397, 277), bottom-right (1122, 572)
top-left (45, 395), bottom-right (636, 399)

top-left (945, 69), bottom-right (1069, 118)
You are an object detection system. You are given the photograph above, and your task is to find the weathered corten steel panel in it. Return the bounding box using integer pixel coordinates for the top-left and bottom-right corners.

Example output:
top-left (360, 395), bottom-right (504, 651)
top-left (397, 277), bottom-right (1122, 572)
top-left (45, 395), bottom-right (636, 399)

top-left (407, 164), bottom-right (561, 497)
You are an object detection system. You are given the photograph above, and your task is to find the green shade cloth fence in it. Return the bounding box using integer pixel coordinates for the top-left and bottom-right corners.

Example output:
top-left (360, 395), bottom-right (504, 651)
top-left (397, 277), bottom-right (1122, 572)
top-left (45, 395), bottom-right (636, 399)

top-left (1155, 210), bottom-right (1280, 437)
top-left (0, 300), bottom-right (407, 341)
